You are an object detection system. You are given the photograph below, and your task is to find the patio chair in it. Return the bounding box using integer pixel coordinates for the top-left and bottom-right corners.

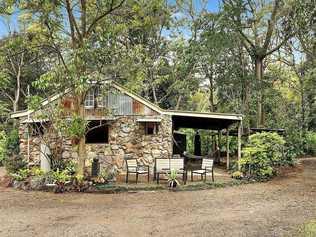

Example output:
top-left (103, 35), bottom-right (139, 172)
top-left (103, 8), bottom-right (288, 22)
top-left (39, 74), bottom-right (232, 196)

top-left (155, 158), bottom-right (170, 184)
top-left (125, 158), bottom-right (149, 184)
top-left (191, 158), bottom-right (214, 182)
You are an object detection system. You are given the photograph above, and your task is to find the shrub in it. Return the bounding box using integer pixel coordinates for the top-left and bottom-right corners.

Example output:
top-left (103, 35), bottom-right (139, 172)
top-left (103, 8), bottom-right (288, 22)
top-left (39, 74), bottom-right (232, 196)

top-left (10, 168), bottom-right (30, 181)
top-left (95, 168), bottom-right (109, 184)
top-left (305, 132), bottom-right (316, 156)
top-left (232, 171), bottom-right (243, 179)
top-left (6, 129), bottom-right (19, 155)
top-left (4, 154), bottom-right (27, 174)
top-left (30, 167), bottom-right (45, 176)
top-left (65, 160), bottom-right (77, 175)
top-left (52, 169), bottom-right (71, 184)
top-left (0, 131), bottom-right (7, 166)
top-left (51, 169), bottom-right (71, 193)
top-left (240, 132), bottom-right (286, 179)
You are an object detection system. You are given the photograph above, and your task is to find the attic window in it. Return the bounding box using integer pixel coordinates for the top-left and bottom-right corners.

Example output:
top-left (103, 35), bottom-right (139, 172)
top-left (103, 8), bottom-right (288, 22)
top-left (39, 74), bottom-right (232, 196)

top-left (84, 87), bottom-right (108, 108)
top-left (85, 120), bottom-right (109, 144)
top-left (84, 89), bottom-right (95, 108)
top-left (95, 87), bottom-right (108, 107)
top-left (145, 122), bottom-right (159, 135)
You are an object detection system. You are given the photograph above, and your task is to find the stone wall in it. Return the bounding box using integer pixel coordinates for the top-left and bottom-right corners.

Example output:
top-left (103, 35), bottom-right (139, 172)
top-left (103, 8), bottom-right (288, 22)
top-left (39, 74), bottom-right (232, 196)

top-left (19, 123), bottom-right (41, 166)
top-left (19, 114), bottom-right (173, 173)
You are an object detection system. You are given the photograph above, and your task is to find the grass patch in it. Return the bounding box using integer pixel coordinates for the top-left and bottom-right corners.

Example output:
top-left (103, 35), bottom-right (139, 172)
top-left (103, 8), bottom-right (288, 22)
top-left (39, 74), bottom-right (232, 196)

top-left (298, 220), bottom-right (316, 237)
top-left (93, 179), bottom-right (254, 193)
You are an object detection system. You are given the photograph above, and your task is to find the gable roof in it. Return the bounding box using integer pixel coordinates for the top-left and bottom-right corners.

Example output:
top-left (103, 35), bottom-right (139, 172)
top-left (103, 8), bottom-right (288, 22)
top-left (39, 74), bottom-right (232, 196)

top-left (10, 81), bottom-right (163, 119)
top-left (10, 80), bottom-right (242, 123)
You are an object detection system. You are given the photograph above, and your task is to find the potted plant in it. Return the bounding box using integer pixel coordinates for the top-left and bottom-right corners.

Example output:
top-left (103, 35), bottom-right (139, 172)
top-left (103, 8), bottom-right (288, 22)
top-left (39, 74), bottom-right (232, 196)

top-left (166, 169), bottom-right (180, 190)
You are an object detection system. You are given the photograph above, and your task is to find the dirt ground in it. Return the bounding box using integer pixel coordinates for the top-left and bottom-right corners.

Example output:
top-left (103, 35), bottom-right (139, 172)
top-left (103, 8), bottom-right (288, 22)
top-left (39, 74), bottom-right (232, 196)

top-left (1, 159), bottom-right (316, 237)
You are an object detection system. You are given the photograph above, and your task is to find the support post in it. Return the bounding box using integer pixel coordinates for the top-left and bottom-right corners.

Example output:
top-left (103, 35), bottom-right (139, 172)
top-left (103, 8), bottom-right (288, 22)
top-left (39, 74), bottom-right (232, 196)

top-left (237, 121), bottom-right (242, 170)
top-left (226, 128), bottom-right (230, 170)
top-left (27, 85), bottom-right (30, 165)
top-left (217, 130), bottom-right (221, 164)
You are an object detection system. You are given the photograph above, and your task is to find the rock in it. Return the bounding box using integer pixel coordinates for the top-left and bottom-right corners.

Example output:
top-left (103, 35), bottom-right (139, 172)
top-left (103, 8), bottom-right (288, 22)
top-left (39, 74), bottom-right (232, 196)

top-left (71, 152), bottom-right (78, 159)
top-left (111, 145), bottom-right (119, 150)
top-left (62, 151), bottom-right (70, 159)
top-left (152, 149), bottom-right (161, 158)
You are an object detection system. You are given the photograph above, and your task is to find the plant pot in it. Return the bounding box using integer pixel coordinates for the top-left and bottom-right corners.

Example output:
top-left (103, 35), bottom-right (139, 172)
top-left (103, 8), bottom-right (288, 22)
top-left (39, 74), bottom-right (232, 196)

top-left (168, 180), bottom-right (177, 189)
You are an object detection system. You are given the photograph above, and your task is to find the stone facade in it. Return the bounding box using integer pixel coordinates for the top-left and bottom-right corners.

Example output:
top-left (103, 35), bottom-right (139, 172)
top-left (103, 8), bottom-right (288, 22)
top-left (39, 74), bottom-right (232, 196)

top-left (19, 114), bottom-right (173, 173)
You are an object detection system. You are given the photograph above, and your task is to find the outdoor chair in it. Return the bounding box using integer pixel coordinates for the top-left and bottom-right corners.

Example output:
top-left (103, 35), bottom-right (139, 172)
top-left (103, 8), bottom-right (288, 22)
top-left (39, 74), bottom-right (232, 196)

top-left (154, 158), bottom-right (186, 184)
top-left (154, 158), bottom-right (170, 184)
top-left (125, 158), bottom-right (149, 184)
top-left (191, 158), bottom-right (214, 182)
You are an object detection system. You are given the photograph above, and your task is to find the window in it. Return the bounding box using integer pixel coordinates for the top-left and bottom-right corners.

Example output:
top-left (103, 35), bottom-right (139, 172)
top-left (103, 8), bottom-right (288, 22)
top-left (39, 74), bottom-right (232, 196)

top-left (85, 121), bottom-right (109, 144)
top-left (29, 122), bottom-right (46, 137)
top-left (95, 87), bottom-right (108, 107)
top-left (145, 122), bottom-right (159, 135)
top-left (84, 87), bottom-right (108, 108)
top-left (84, 89), bottom-right (95, 108)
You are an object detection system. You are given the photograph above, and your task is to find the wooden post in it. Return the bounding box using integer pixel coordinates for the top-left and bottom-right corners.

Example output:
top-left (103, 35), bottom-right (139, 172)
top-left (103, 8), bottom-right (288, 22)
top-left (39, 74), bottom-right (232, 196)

top-left (237, 121), bottom-right (242, 170)
top-left (218, 130), bottom-right (221, 164)
top-left (226, 128), bottom-right (230, 170)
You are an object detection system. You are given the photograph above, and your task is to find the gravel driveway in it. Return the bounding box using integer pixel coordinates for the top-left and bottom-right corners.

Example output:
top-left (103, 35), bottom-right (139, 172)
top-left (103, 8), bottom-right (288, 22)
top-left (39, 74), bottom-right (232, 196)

top-left (0, 158), bottom-right (316, 237)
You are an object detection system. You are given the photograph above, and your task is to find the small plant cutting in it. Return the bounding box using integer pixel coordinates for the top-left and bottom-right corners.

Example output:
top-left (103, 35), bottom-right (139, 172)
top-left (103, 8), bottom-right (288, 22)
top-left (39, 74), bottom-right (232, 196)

top-left (166, 169), bottom-right (180, 190)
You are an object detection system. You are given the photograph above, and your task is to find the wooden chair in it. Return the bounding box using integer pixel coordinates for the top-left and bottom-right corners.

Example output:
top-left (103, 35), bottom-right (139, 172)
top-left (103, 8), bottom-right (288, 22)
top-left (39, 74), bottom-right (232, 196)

top-left (191, 159), bottom-right (214, 182)
top-left (125, 158), bottom-right (149, 184)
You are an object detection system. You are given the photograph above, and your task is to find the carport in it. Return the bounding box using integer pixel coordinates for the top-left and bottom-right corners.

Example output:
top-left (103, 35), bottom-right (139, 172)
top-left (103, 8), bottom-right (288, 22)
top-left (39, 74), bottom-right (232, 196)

top-left (164, 110), bottom-right (243, 170)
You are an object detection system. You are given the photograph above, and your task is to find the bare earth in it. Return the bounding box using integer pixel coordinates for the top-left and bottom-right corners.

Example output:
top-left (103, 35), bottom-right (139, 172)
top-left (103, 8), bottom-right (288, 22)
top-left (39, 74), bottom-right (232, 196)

top-left (1, 159), bottom-right (316, 237)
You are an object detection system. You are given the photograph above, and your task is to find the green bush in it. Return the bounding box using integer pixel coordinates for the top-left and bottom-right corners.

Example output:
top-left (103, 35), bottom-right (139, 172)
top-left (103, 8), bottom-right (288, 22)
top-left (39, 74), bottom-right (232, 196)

top-left (232, 171), bottom-right (243, 179)
top-left (10, 168), bottom-right (30, 181)
top-left (0, 131), bottom-right (7, 166)
top-left (51, 169), bottom-right (71, 193)
top-left (51, 169), bottom-right (71, 186)
top-left (240, 132), bottom-right (287, 179)
top-left (305, 132), bottom-right (316, 155)
top-left (4, 154), bottom-right (27, 174)
top-left (30, 167), bottom-right (45, 176)
top-left (6, 129), bottom-right (19, 155)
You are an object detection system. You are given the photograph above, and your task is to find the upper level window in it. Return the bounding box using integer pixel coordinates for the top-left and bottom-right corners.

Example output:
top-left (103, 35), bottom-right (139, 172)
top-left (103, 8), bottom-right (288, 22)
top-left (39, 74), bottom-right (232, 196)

top-left (95, 87), bottom-right (108, 107)
top-left (84, 89), bottom-right (95, 108)
top-left (84, 87), bottom-right (108, 108)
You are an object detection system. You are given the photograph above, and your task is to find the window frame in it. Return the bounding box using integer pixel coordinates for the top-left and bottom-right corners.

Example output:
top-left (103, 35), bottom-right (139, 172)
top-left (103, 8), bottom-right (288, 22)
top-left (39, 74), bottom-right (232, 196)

top-left (84, 88), bottom-right (95, 108)
top-left (144, 122), bottom-right (159, 135)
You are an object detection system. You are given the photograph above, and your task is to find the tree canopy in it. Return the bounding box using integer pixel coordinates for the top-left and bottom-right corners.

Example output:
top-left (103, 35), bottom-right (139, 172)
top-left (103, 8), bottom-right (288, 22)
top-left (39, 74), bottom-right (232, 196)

top-left (0, 0), bottom-right (315, 172)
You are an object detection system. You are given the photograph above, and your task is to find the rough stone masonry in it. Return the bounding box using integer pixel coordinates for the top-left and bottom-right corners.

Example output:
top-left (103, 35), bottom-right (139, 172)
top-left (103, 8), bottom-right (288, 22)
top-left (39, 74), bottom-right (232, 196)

top-left (19, 114), bottom-right (173, 174)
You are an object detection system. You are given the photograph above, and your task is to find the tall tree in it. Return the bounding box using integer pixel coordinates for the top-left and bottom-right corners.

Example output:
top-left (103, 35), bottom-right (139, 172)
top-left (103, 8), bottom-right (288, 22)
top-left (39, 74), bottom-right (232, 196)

top-left (3, 0), bottom-right (126, 175)
top-left (223, 0), bottom-right (297, 127)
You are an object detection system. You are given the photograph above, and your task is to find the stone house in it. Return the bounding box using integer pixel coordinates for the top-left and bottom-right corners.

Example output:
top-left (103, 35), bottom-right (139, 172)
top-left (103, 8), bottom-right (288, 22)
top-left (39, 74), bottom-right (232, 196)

top-left (11, 80), bottom-right (243, 173)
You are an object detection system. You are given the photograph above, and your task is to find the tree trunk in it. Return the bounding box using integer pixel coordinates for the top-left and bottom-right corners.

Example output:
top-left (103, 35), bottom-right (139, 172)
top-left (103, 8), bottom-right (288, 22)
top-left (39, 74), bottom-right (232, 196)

top-left (299, 77), bottom-right (306, 139)
top-left (77, 136), bottom-right (86, 175)
top-left (175, 95), bottom-right (182, 110)
top-left (209, 75), bottom-right (215, 112)
top-left (75, 94), bottom-right (86, 175)
top-left (255, 57), bottom-right (264, 127)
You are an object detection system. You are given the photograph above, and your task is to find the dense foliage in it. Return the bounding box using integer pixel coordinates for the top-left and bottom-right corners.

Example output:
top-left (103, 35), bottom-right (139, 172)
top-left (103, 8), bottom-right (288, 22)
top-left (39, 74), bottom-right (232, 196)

top-left (0, 0), bottom-right (314, 175)
top-left (239, 132), bottom-right (290, 179)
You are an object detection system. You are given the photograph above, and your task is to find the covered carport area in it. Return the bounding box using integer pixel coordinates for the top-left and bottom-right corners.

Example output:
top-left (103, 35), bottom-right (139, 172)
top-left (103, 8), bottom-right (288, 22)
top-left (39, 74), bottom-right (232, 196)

top-left (164, 111), bottom-right (243, 170)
